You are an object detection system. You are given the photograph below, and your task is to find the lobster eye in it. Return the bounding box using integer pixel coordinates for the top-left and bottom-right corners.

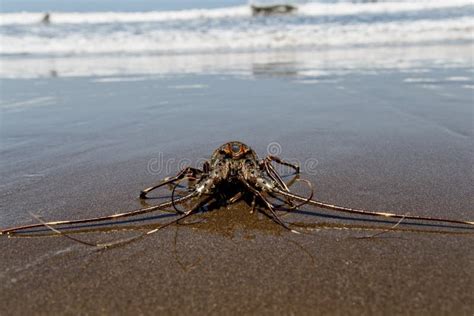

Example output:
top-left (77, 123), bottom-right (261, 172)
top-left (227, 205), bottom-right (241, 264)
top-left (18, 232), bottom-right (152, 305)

top-left (231, 144), bottom-right (240, 153)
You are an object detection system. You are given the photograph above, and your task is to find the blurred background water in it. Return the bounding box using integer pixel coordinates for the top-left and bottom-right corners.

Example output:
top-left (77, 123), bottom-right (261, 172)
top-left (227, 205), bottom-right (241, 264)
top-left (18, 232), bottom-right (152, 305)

top-left (0, 0), bottom-right (472, 78)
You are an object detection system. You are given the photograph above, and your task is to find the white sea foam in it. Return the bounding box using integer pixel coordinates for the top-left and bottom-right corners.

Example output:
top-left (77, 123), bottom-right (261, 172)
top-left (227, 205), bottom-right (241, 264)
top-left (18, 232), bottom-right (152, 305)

top-left (404, 78), bottom-right (437, 83)
top-left (301, 0), bottom-right (473, 17)
top-left (1, 0), bottom-right (472, 78)
top-left (421, 84), bottom-right (440, 90)
top-left (0, 96), bottom-right (57, 111)
top-left (1, 17), bottom-right (472, 56)
top-left (445, 76), bottom-right (472, 82)
top-left (168, 84), bottom-right (209, 89)
top-left (92, 76), bottom-right (152, 83)
top-left (0, 0), bottom-right (472, 56)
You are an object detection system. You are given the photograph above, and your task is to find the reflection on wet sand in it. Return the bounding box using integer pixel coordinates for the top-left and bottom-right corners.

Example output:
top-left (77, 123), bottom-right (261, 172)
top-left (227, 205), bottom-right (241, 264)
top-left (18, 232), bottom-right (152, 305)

top-left (10, 199), bottom-right (474, 241)
top-left (252, 61), bottom-right (300, 78)
top-left (2, 44), bottom-right (471, 79)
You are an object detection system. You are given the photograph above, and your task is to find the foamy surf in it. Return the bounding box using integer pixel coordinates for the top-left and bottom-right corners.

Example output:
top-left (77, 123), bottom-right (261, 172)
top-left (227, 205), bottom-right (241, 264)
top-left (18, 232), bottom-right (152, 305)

top-left (1, 17), bottom-right (472, 56)
top-left (1, 0), bottom-right (473, 57)
top-left (0, 0), bottom-right (472, 78)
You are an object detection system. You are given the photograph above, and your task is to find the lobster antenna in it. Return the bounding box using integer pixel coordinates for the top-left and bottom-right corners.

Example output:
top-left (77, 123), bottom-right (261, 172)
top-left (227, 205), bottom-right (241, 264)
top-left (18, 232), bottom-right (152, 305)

top-left (274, 189), bottom-right (474, 227)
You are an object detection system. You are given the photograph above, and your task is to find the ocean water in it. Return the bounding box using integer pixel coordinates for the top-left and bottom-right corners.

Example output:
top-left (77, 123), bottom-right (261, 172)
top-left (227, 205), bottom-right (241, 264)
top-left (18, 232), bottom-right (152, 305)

top-left (0, 0), bottom-right (472, 78)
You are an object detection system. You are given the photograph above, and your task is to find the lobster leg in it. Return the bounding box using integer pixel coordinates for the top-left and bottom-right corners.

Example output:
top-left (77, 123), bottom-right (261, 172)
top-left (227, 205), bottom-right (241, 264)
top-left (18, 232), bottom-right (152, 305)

top-left (265, 155), bottom-right (300, 173)
top-left (240, 177), bottom-right (299, 234)
top-left (102, 195), bottom-right (215, 248)
top-left (139, 167), bottom-right (203, 199)
top-left (263, 159), bottom-right (291, 192)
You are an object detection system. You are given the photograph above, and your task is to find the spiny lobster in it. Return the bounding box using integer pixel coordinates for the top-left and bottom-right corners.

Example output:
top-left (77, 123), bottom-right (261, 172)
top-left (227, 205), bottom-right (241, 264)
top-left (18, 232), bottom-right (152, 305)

top-left (2, 141), bottom-right (472, 247)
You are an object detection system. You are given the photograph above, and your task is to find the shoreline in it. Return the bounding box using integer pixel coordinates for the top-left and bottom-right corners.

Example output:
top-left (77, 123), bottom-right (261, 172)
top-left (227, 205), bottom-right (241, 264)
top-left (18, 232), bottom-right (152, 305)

top-left (1, 41), bottom-right (473, 79)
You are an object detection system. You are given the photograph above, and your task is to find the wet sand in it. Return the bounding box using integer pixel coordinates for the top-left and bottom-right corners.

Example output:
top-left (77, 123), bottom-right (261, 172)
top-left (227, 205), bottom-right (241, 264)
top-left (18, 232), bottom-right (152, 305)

top-left (1, 67), bottom-right (473, 314)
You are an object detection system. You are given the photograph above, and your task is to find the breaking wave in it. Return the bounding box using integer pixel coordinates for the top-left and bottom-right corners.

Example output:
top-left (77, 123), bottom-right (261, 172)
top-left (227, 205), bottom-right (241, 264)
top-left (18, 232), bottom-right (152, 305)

top-left (1, 0), bottom-right (472, 56)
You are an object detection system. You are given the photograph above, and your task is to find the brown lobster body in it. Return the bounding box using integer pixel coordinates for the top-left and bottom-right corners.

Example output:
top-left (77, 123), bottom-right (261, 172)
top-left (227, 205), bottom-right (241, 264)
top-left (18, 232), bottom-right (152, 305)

top-left (193, 141), bottom-right (281, 196)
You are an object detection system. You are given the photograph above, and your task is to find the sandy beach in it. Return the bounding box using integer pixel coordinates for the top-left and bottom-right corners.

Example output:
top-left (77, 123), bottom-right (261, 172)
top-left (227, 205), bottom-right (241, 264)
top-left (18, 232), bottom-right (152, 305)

top-left (1, 63), bottom-right (473, 314)
top-left (1, 0), bottom-right (474, 314)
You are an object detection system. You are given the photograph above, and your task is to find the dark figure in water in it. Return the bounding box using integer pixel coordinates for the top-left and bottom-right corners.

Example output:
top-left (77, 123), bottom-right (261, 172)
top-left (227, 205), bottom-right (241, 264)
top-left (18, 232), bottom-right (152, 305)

top-left (251, 4), bottom-right (297, 16)
top-left (41, 13), bottom-right (51, 25)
